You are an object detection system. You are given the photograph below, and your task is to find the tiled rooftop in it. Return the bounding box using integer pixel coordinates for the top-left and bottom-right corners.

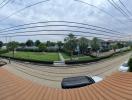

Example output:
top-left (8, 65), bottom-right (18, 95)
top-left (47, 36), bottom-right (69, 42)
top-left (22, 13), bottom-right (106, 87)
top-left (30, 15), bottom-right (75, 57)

top-left (0, 68), bottom-right (132, 100)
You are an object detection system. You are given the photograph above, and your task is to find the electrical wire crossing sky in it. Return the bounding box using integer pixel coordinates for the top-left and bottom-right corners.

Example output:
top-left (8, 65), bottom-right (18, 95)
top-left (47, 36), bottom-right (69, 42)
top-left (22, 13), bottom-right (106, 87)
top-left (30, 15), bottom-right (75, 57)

top-left (0, 0), bottom-right (131, 42)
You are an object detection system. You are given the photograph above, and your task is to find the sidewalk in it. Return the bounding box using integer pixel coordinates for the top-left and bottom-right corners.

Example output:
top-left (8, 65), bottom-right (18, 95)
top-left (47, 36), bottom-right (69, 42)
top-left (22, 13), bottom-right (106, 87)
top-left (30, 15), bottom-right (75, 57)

top-left (59, 53), bottom-right (65, 61)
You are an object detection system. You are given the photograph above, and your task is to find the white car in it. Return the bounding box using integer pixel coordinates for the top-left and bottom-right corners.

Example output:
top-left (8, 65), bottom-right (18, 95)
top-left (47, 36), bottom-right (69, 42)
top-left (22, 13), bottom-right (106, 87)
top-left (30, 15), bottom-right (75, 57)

top-left (119, 61), bottom-right (129, 72)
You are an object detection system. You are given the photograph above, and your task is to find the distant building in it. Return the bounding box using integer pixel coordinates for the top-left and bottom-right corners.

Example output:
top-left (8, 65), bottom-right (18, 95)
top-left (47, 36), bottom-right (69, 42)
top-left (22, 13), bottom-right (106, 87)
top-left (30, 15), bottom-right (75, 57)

top-left (2, 46), bottom-right (6, 49)
top-left (99, 40), bottom-right (111, 52)
top-left (16, 46), bottom-right (39, 51)
top-left (47, 45), bottom-right (59, 52)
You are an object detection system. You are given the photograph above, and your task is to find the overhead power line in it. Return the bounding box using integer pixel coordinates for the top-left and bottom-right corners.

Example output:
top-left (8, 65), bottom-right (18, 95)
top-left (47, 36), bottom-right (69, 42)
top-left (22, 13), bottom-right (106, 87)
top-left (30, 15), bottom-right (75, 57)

top-left (0, 21), bottom-right (127, 36)
top-left (0, 0), bottom-right (7, 6)
top-left (1, 33), bottom-right (126, 41)
top-left (0, 0), bottom-right (50, 22)
top-left (0, 0), bottom-right (13, 9)
top-left (118, 0), bottom-right (132, 16)
top-left (0, 29), bottom-right (127, 39)
top-left (107, 0), bottom-right (131, 20)
top-left (111, 0), bottom-right (129, 17)
top-left (0, 24), bottom-right (128, 38)
top-left (74, 0), bottom-right (124, 24)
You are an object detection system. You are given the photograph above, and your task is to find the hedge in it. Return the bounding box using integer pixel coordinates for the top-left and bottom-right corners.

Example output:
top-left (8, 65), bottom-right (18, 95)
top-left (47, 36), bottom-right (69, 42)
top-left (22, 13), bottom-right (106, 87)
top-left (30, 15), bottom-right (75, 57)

top-left (16, 48), bottom-right (41, 52)
top-left (65, 49), bottom-right (131, 64)
top-left (0, 55), bottom-right (53, 64)
top-left (128, 58), bottom-right (132, 72)
top-left (65, 53), bottom-right (114, 64)
top-left (0, 49), bottom-right (8, 54)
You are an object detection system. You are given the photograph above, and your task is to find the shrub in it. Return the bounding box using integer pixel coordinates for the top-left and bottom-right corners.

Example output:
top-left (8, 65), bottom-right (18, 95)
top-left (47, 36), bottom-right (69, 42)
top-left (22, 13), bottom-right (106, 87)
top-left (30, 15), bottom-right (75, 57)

top-left (130, 46), bottom-right (132, 50)
top-left (128, 58), bottom-right (132, 72)
top-left (16, 48), bottom-right (40, 52)
top-left (0, 49), bottom-right (8, 54)
top-left (65, 50), bottom-right (129, 65)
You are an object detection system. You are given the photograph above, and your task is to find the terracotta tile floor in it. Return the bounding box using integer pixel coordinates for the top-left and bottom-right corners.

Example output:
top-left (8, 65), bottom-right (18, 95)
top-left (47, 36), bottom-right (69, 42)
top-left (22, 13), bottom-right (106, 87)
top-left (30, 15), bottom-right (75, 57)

top-left (0, 68), bottom-right (132, 100)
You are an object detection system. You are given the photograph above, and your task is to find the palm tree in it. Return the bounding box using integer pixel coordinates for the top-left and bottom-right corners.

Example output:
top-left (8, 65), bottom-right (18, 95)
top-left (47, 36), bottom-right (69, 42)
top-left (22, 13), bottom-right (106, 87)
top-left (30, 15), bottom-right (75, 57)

top-left (7, 41), bottom-right (19, 57)
top-left (64, 33), bottom-right (77, 60)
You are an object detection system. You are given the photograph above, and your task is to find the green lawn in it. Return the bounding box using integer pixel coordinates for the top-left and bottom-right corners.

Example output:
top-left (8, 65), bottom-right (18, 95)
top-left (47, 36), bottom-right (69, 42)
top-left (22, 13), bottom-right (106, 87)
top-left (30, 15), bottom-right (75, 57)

top-left (61, 53), bottom-right (70, 59)
top-left (2, 51), bottom-right (60, 61)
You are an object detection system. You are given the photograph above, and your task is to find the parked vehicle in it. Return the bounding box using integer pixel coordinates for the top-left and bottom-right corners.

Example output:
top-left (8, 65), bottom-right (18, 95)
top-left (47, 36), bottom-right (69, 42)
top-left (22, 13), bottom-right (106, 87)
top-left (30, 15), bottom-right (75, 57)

top-left (119, 61), bottom-right (129, 72)
top-left (61, 76), bottom-right (102, 89)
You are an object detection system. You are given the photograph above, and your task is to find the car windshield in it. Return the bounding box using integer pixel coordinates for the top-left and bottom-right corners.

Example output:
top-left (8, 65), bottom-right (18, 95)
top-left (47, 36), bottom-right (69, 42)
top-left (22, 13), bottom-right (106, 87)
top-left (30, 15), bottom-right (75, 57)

top-left (122, 63), bottom-right (128, 67)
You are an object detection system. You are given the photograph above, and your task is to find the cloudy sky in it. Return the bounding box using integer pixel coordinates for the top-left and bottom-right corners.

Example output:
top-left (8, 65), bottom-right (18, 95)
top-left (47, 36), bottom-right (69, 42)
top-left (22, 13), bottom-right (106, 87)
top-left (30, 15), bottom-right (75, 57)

top-left (0, 0), bottom-right (131, 42)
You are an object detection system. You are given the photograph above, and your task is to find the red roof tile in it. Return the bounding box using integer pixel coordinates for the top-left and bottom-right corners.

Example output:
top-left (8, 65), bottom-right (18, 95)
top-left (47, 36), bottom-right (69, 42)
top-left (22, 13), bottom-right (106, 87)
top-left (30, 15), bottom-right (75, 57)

top-left (0, 68), bottom-right (132, 100)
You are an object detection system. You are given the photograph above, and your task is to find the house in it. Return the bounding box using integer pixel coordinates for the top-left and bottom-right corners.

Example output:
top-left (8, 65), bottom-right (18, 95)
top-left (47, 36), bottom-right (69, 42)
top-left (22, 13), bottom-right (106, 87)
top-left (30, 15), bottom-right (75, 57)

top-left (47, 45), bottom-right (59, 52)
top-left (16, 46), bottom-right (39, 52)
top-left (99, 40), bottom-right (111, 52)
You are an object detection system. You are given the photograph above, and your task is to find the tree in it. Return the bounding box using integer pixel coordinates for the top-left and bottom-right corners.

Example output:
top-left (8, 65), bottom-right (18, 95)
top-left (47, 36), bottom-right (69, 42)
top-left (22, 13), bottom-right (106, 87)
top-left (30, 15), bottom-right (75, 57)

top-left (78, 37), bottom-right (89, 54)
top-left (35, 40), bottom-right (41, 47)
top-left (7, 41), bottom-right (19, 57)
top-left (126, 41), bottom-right (132, 49)
top-left (38, 43), bottom-right (46, 52)
top-left (111, 44), bottom-right (118, 52)
top-left (57, 41), bottom-right (63, 51)
top-left (46, 41), bottom-right (56, 47)
top-left (91, 37), bottom-right (100, 52)
top-left (26, 40), bottom-right (34, 47)
top-left (64, 33), bottom-right (77, 60)
top-left (131, 45), bottom-right (132, 50)
top-left (0, 41), bottom-right (3, 49)
top-left (19, 43), bottom-right (26, 47)
top-left (116, 42), bottom-right (124, 49)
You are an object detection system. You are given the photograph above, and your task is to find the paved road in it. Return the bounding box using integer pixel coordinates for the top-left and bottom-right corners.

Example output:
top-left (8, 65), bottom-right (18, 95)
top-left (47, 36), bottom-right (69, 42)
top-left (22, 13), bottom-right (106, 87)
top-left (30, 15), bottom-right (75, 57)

top-left (2, 52), bottom-right (132, 88)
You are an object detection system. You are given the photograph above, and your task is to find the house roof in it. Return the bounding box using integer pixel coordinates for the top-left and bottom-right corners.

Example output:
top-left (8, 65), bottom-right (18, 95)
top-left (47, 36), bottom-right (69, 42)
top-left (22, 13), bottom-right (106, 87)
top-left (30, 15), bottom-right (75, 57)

top-left (0, 68), bottom-right (132, 100)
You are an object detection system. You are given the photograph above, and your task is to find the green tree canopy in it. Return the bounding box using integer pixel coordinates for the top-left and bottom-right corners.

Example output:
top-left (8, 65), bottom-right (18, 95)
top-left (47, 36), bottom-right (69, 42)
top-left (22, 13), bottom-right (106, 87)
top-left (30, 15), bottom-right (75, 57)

top-left (19, 43), bottom-right (26, 47)
top-left (57, 41), bottom-right (63, 51)
top-left (35, 40), bottom-right (41, 47)
top-left (111, 44), bottom-right (118, 52)
top-left (78, 37), bottom-right (89, 54)
top-left (26, 40), bottom-right (34, 47)
top-left (116, 42), bottom-right (124, 49)
top-left (38, 43), bottom-right (46, 52)
top-left (91, 37), bottom-right (100, 52)
top-left (0, 41), bottom-right (3, 48)
top-left (64, 33), bottom-right (77, 60)
top-left (46, 41), bottom-right (56, 47)
top-left (7, 41), bottom-right (19, 57)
